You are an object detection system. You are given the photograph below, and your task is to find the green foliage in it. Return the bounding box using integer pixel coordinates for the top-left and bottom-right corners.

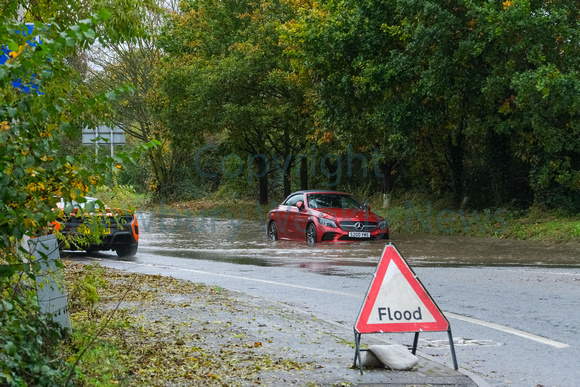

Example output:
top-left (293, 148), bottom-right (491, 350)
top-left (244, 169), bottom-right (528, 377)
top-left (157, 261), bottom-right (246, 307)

top-left (156, 0), bottom-right (315, 203)
top-left (1, 15), bottom-right (104, 251)
top-left (19, 0), bottom-right (159, 45)
top-left (63, 262), bottom-right (132, 386)
top-left (11, 0), bottom-right (578, 213)
top-left (68, 262), bottom-right (107, 317)
top-left (279, 0), bottom-right (580, 211)
top-left (67, 340), bottom-right (127, 387)
top-left (95, 184), bottom-right (151, 211)
top-left (0, 0), bottom-right (161, 385)
top-left (0, 4), bottom-right (149, 264)
top-left (86, 1), bottom-right (171, 197)
top-left (0, 277), bottom-right (66, 386)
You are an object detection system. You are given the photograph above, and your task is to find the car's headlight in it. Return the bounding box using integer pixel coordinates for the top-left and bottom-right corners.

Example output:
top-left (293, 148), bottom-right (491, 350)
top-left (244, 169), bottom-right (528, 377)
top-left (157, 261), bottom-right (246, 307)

top-left (378, 220), bottom-right (387, 229)
top-left (318, 217), bottom-right (337, 228)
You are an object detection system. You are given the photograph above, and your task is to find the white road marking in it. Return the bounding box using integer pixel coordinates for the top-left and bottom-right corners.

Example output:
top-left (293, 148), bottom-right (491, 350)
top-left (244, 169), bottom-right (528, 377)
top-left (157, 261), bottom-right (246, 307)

top-left (444, 312), bottom-right (569, 349)
top-left (94, 258), bottom-right (571, 349)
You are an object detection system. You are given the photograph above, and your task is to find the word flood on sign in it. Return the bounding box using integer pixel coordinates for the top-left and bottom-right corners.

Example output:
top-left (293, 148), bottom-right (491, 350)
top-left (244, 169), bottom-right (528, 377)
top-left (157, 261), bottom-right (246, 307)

top-left (378, 307), bottom-right (422, 321)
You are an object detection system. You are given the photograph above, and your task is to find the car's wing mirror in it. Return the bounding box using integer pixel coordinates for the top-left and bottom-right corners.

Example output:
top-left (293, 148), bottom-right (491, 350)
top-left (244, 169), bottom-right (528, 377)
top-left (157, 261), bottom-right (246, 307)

top-left (296, 201), bottom-right (305, 211)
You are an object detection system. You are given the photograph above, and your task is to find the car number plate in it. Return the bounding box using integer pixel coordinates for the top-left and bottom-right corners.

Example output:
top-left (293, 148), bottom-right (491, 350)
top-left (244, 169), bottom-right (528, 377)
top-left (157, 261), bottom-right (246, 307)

top-left (349, 232), bottom-right (370, 238)
top-left (83, 228), bottom-right (111, 234)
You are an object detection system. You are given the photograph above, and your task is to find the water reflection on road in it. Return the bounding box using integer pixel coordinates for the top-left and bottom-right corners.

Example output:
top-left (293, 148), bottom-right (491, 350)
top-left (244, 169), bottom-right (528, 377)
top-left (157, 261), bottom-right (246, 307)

top-left (134, 213), bottom-right (579, 270)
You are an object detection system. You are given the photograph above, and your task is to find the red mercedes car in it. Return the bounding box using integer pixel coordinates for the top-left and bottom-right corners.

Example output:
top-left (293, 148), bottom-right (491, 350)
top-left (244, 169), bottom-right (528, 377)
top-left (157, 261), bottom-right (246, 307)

top-left (266, 190), bottom-right (389, 243)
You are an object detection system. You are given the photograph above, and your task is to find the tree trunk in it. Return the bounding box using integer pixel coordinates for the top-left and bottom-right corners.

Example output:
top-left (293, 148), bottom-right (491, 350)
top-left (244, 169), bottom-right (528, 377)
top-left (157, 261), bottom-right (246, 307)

top-left (282, 131), bottom-right (291, 197)
top-left (380, 161), bottom-right (395, 194)
top-left (486, 130), bottom-right (510, 206)
top-left (147, 145), bottom-right (168, 194)
top-left (326, 157), bottom-right (338, 188)
top-left (283, 168), bottom-right (291, 198)
top-left (299, 156), bottom-right (308, 190)
top-left (256, 157), bottom-right (269, 205)
top-left (449, 130), bottom-right (465, 207)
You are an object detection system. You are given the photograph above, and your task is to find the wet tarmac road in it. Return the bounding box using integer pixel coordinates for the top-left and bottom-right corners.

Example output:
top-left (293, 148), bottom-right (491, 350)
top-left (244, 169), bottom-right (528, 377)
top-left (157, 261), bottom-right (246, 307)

top-left (72, 214), bottom-right (580, 386)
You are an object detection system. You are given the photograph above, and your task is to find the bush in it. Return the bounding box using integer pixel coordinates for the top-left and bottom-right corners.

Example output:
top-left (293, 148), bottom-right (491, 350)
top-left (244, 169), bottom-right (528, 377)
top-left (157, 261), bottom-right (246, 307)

top-left (0, 277), bottom-right (67, 386)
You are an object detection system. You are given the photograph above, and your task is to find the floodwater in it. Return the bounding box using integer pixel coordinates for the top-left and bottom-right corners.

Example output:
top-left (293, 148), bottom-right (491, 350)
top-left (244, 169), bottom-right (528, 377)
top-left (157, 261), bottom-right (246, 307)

top-left (134, 212), bottom-right (580, 269)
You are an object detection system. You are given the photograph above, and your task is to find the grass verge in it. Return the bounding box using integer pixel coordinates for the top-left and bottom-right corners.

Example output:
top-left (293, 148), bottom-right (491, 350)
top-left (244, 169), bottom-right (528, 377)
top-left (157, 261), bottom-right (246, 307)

top-left (62, 261), bottom-right (312, 386)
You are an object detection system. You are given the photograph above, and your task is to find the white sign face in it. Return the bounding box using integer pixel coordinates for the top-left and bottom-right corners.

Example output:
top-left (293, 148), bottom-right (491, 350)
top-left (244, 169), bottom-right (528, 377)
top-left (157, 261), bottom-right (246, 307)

top-left (366, 259), bottom-right (437, 325)
top-left (355, 244), bottom-right (448, 333)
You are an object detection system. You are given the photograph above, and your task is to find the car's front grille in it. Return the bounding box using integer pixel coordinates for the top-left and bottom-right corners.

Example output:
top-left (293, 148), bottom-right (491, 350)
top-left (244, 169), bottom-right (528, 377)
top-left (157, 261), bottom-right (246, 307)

top-left (338, 221), bottom-right (377, 232)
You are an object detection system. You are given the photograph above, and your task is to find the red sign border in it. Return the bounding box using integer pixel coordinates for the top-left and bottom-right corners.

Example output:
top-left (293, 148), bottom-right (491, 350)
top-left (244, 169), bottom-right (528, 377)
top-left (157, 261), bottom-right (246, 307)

top-left (355, 243), bottom-right (449, 333)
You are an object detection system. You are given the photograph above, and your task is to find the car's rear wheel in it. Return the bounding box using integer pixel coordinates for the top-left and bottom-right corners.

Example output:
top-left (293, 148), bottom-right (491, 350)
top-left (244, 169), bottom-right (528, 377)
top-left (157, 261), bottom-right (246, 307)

top-left (306, 223), bottom-right (317, 243)
top-left (116, 244), bottom-right (138, 258)
top-left (268, 221), bottom-right (278, 241)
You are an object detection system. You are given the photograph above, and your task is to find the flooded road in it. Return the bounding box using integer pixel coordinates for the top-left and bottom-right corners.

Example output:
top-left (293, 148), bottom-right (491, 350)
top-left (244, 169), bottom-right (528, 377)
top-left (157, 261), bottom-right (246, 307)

top-left (135, 213), bottom-right (580, 269)
top-left (79, 212), bottom-right (580, 386)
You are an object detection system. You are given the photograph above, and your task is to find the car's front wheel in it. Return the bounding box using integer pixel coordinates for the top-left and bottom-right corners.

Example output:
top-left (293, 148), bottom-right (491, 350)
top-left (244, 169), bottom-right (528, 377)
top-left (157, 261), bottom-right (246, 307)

top-left (306, 223), bottom-right (317, 244)
top-left (268, 221), bottom-right (278, 241)
top-left (116, 244), bottom-right (138, 258)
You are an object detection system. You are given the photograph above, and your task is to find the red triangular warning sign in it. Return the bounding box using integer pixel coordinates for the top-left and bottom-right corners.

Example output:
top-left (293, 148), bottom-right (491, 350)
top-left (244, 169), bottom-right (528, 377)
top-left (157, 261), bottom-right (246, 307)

top-left (355, 243), bottom-right (449, 334)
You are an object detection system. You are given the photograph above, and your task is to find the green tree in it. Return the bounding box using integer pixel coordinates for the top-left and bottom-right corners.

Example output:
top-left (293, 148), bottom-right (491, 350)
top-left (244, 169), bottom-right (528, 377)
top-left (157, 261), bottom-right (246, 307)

top-left (287, 0), bottom-right (580, 210)
top-left (284, 0), bottom-right (434, 196)
top-left (0, 0), bottom-right (156, 384)
top-left (87, 1), bottom-right (174, 196)
top-left (156, 0), bottom-right (314, 203)
top-left (469, 0), bottom-right (580, 211)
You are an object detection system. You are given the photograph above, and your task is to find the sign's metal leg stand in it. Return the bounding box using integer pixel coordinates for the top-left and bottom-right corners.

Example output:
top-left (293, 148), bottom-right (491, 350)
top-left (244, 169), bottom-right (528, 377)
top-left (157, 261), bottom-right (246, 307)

top-left (411, 331), bottom-right (420, 354)
top-left (353, 330), bottom-right (364, 375)
top-left (448, 328), bottom-right (458, 370)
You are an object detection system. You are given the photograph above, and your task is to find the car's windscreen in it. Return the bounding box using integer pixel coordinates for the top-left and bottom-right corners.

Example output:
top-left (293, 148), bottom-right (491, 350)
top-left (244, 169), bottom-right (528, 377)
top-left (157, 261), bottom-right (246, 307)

top-left (307, 194), bottom-right (363, 209)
